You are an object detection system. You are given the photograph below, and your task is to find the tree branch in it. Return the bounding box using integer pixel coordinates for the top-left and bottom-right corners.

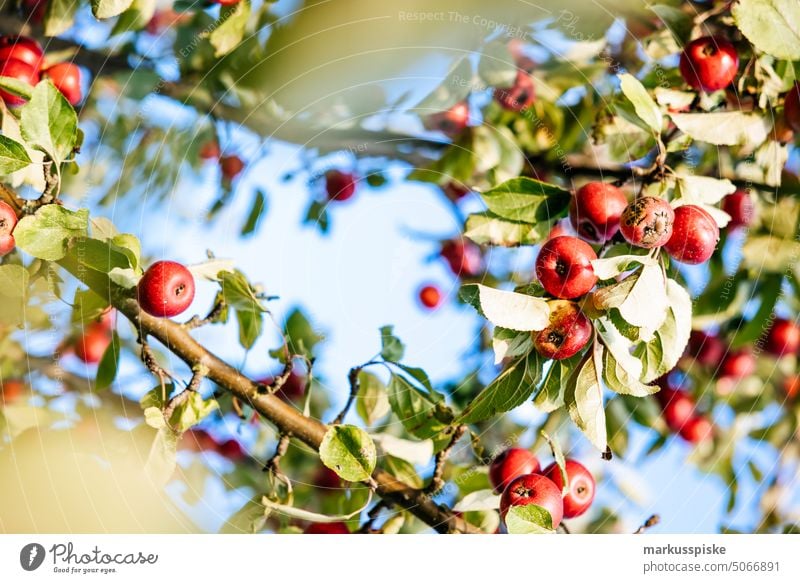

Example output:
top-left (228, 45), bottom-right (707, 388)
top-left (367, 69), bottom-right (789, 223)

top-left (54, 248), bottom-right (479, 534)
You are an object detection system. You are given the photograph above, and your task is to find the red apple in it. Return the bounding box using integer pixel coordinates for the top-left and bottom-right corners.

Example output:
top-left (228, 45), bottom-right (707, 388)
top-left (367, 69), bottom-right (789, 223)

top-left (679, 416), bottom-right (713, 444)
top-left (679, 36), bottom-right (739, 93)
top-left (418, 284), bottom-right (442, 310)
top-left (686, 330), bottom-right (725, 366)
top-left (569, 182), bottom-right (628, 243)
top-left (499, 473), bottom-right (564, 529)
top-left (533, 300), bottom-right (592, 360)
top-left (664, 205), bottom-right (719, 264)
top-left (304, 521), bottom-right (350, 534)
top-left (74, 323), bottom-right (111, 364)
top-left (535, 236), bottom-right (598, 299)
top-left (42, 62), bottom-right (82, 106)
top-left (0, 35), bottom-right (44, 71)
top-left (785, 83), bottom-right (800, 133)
top-left (440, 239), bottom-right (483, 278)
top-left (721, 190), bottom-right (754, 229)
top-left (619, 197), bottom-right (675, 248)
top-left (719, 349), bottom-right (756, 380)
top-left (541, 459), bottom-right (595, 518)
top-left (0, 58), bottom-right (39, 106)
top-left (325, 170), bottom-right (357, 202)
top-left (137, 260), bottom-right (196, 318)
top-left (762, 318), bottom-right (800, 357)
top-left (424, 102), bottom-right (470, 136)
top-left (489, 448), bottom-right (541, 493)
top-left (494, 70), bottom-right (535, 112)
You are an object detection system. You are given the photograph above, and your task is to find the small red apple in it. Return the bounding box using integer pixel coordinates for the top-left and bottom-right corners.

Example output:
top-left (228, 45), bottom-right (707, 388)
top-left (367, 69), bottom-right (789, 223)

top-left (533, 300), bottom-right (592, 360)
top-left (325, 170), bottom-right (357, 202)
top-left (489, 448), bottom-right (541, 493)
top-left (1, 379), bottom-right (25, 405)
top-left (547, 219), bottom-right (574, 240)
top-left (424, 102), bottom-right (470, 136)
top-left (440, 239), bottom-right (483, 278)
top-left (685, 330), bottom-right (725, 366)
top-left (42, 62), bottom-right (82, 106)
top-left (314, 465), bottom-right (342, 492)
top-left (658, 387), bottom-right (696, 432)
top-left (304, 521), bottom-right (350, 534)
top-left (721, 190), bottom-right (754, 229)
top-left (679, 416), bottom-right (713, 444)
top-left (217, 438), bottom-right (245, 461)
top-left (762, 318), bottom-right (800, 357)
top-left (785, 83), bottom-right (800, 133)
top-left (782, 375), bottom-right (799, 400)
top-left (535, 236), bottom-right (598, 299)
top-left (499, 473), bottom-right (564, 529)
top-left (0, 58), bottom-right (39, 106)
top-left (679, 36), bottom-right (739, 93)
top-left (220, 155), bottom-right (245, 181)
top-left (0, 35), bottom-right (44, 71)
top-left (199, 141), bottom-right (221, 161)
top-left (719, 349), bottom-right (756, 380)
top-left (494, 70), bottom-right (535, 112)
top-left (74, 323), bottom-right (111, 364)
top-left (442, 182), bottom-right (470, 202)
top-left (418, 284), bottom-right (442, 310)
top-left (0, 200), bottom-right (18, 257)
top-left (619, 197), bottom-right (675, 248)
top-left (541, 459), bottom-right (595, 518)
top-left (664, 205), bottom-right (719, 264)
top-left (137, 260), bottom-right (196, 318)
top-left (569, 182), bottom-right (628, 243)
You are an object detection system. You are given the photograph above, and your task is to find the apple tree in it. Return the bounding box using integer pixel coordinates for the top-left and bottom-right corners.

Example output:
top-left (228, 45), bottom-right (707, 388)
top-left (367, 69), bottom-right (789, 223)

top-left (0, 0), bottom-right (799, 534)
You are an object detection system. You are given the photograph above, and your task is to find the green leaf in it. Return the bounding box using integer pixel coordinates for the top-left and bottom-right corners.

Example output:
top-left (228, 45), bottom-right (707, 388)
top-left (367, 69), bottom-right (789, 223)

top-left (618, 74), bottom-right (663, 133)
top-left (355, 371), bottom-right (390, 426)
top-left (541, 431), bottom-right (569, 496)
top-left (382, 454), bottom-right (423, 489)
top-left (669, 112), bottom-right (771, 148)
top-left (458, 354), bottom-right (542, 424)
top-left (319, 425), bottom-right (377, 482)
top-left (69, 237), bottom-right (134, 274)
top-left (110, 0), bottom-right (156, 36)
top-left (649, 4), bottom-right (693, 45)
top-left (492, 327), bottom-right (534, 365)
top-left (236, 308), bottom-right (262, 350)
top-left (595, 317), bottom-right (657, 396)
top-left (20, 80), bottom-right (78, 165)
top-left (593, 265), bottom-right (668, 337)
top-left (70, 288), bottom-right (109, 324)
top-left (479, 177), bottom-right (571, 224)
top-left (730, 275), bottom-right (782, 348)
top-left (241, 189), bottom-right (267, 236)
top-left (0, 135), bottom-right (32, 174)
top-left (168, 392), bottom-right (219, 433)
top-left (505, 504), bottom-right (555, 534)
top-left (591, 254), bottom-right (654, 280)
top-left (464, 211), bottom-right (545, 247)
top-left (565, 344), bottom-right (607, 452)
top-left (732, 0), bottom-right (800, 60)
top-left (209, 1), bottom-right (251, 57)
top-left (380, 325), bottom-right (405, 361)
top-left (219, 270), bottom-right (267, 313)
top-left (282, 308), bottom-right (324, 360)
top-left (415, 56), bottom-right (473, 111)
top-left (91, 0), bottom-right (134, 19)
top-left (534, 355), bottom-right (579, 412)
top-left (44, 0), bottom-right (80, 36)
top-left (95, 331), bottom-right (121, 390)
top-left (460, 284), bottom-right (550, 332)
top-left (219, 495), bottom-right (269, 534)
top-left (0, 76), bottom-right (34, 101)
top-left (453, 489), bottom-right (501, 512)
top-left (388, 374), bottom-right (451, 439)
top-left (634, 279), bottom-right (692, 382)
top-left (477, 41), bottom-right (517, 88)
top-left (13, 205), bottom-right (89, 261)
top-left (0, 264), bottom-right (30, 326)
top-left (145, 426), bottom-right (179, 486)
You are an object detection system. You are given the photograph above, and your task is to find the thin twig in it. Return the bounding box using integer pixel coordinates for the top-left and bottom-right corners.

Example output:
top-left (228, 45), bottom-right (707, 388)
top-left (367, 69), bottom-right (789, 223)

top-left (634, 514), bottom-right (661, 534)
top-left (333, 365), bottom-right (363, 424)
top-left (182, 295), bottom-right (227, 329)
top-left (357, 500), bottom-right (389, 534)
top-left (163, 367), bottom-right (205, 424)
top-left (425, 424), bottom-right (467, 495)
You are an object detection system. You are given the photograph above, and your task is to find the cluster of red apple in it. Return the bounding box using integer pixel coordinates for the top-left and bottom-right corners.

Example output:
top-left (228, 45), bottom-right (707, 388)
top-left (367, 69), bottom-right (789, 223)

top-left (529, 182), bottom-right (721, 361)
top-left (490, 447), bottom-right (595, 530)
top-left (0, 200), bottom-right (18, 257)
top-left (198, 141), bottom-right (247, 183)
top-left (0, 35), bottom-right (83, 107)
top-left (656, 379), bottom-right (713, 444)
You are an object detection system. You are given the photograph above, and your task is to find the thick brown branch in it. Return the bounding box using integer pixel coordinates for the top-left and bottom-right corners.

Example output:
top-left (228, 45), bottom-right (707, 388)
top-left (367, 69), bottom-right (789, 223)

top-left (56, 252), bottom-right (479, 534)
